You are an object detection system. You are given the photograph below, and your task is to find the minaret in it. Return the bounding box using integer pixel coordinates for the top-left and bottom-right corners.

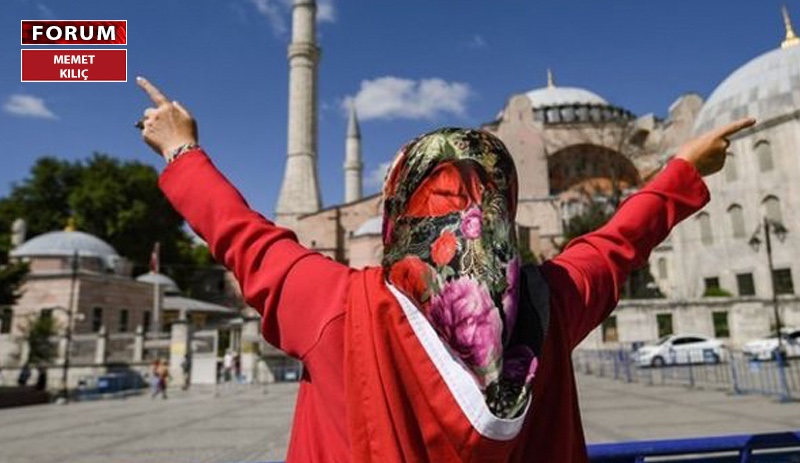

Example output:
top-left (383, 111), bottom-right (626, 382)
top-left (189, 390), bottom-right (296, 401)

top-left (782, 5), bottom-right (799, 49)
top-left (547, 68), bottom-right (555, 88)
top-left (344, 104), bottom-right (363, 203)
top-left (275, 0), bottom-right (322, 228)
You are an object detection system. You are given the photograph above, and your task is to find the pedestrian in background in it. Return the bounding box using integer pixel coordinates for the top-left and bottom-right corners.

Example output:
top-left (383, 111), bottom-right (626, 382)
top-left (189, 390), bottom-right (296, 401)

top-left (34, 364), bottom-right (47, 391)
top-left (156, 359), bottom-right (170, 399)
top-left (234, 353), bottom-right (242, 383)
top-left (181, 355), bottom-right (191, 390)
top-left (150, 359), bottom-right (161, 398)
top-left (222, 350), bottom-right (234, 383)
top-left (17, 363), bottom-right (31, 387)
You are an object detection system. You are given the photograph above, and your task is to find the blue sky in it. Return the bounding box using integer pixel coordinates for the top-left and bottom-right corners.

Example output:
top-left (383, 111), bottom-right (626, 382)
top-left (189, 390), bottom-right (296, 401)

top-left (0, 0), bottom-right (796, 218)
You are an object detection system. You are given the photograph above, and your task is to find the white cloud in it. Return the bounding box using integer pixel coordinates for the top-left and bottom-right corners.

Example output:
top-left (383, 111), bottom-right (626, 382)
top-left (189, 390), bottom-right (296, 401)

top-left (36, 3), bottom-right (56, 19)
top-left (246, 0), bottom-right (336, 36)
top-left (343, 77), bottom-right (472, 121)
top-left (317, 0), bottom-right (336, 23)
top-left (468, 34), bottom-right (487, 49)
top-left (3, 94), bottom-right (58, 119)
top-left (366, 161), bottom-right (392, 188)
top-left (247, 0), bottom-right (287, 35)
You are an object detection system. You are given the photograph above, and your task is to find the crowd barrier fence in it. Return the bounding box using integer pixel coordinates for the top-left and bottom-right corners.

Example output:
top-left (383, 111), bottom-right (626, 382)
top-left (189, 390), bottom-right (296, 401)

top-left (587, 431), bottom-right (800, 462)
top-left (256, 431), bottom-right (800, 463)
top-left (573, 348), bottom-right (800, 402)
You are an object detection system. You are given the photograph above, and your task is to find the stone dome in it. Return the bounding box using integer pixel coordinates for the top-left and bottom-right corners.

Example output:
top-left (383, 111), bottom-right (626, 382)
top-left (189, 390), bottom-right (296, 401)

top-left (518, 73), bottom-right (634, 125)
top-left (136, 272), bottom-right (181, 294)
top-left (10, 230), bottom-right (118, 260)
top-left (525, 86), bottom-right (609, 108)
top-left (694, 44), bottom-right (800, 134)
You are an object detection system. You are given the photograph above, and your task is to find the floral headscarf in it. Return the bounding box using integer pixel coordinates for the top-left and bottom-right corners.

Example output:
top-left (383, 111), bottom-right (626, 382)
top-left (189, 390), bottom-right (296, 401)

top-left (382, 128), bottom-right (538, 418)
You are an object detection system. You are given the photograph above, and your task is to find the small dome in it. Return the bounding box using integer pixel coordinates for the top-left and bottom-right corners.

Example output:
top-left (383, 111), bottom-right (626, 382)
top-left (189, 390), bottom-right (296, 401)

top-left (353, 216), bottom-right (382, 237)
top-left (136, 272), bottom-right (181, 294)
top-left (11, 230), bottom-right (118, 260)
top-left (694, 45), bottom-right (800, 134)
top-left (525, 86), bottom-right (609, 108)
top-left (514, 74), bottom-right (633, 125)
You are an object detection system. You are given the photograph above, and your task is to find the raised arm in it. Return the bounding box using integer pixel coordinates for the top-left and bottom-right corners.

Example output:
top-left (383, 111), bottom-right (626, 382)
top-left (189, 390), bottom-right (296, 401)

top-left (540, 118), bottom-right (756, 349)
top-left (137, 77), bottom-right (351, 358)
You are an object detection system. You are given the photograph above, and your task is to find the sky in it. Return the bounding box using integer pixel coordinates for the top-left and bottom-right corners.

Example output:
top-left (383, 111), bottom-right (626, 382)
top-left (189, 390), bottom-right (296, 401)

top-left (0, 0), bottom-right (796, 219)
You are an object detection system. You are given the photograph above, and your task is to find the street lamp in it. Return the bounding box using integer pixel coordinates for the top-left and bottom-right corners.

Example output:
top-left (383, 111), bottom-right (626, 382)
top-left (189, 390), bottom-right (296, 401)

top-left (748, 217), bottom-right (789, 358)
top-left (55, 250), bottom-right (80, 402)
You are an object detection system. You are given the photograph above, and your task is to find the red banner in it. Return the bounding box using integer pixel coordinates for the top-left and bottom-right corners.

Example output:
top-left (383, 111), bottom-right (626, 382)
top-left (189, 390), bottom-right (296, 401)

top-left (21, 49), bottom-right (127, 82)
top-left (21, 20), bottom-right (126, 45)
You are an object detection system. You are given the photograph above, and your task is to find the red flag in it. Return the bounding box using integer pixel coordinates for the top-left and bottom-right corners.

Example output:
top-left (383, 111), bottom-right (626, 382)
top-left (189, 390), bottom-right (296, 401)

top-left (149, 242), bottom-right (160, 274)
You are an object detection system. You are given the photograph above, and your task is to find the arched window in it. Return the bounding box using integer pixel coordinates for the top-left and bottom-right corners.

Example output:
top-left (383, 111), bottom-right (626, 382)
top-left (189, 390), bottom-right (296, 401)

top-left (724, 152), bottom-right (738, 182)
top-left (697, 212), bottom-right (713, 245)
top-left (657, 257), bottom-right (669, 279)
top-left (763, 196), bottom-right (783, 224)
top-left (755, 140), bottom-right (774, 172)
top-left (728, 204), bottom-right (745, 238)
top-left (561, 106), bottom-right (575, 123)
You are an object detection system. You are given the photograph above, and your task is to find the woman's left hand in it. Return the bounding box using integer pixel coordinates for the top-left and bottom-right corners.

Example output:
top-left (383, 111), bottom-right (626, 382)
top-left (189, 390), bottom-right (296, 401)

top-left (675, 117), bottom-right (755, 177)
top-left (136, 76), bottom-right (198, 159)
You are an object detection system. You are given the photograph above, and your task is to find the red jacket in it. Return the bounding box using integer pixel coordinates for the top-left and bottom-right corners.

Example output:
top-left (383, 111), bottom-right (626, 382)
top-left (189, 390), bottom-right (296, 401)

top-left (160, 150), bottom-right (708, 462)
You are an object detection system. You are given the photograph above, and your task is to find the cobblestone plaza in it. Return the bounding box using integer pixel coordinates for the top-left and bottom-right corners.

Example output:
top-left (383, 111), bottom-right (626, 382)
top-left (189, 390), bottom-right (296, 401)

top-left (1, 374), bottom-right (798, 463)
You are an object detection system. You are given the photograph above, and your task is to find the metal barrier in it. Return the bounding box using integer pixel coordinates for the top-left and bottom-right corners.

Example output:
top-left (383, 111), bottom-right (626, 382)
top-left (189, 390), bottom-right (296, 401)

top-left (253, 432), bottom-right (800, 463)
top-left (587, 431), bottom-right (800, 463)
top-left (574, 349), bottom-right (800, 401)
top-left (75, 371), bottom-right (146, 401)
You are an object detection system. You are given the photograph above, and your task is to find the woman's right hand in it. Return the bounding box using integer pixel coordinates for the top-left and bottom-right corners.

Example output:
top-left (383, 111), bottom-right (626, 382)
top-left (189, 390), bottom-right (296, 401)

top-left (136, 76), bottom-right (198, 159)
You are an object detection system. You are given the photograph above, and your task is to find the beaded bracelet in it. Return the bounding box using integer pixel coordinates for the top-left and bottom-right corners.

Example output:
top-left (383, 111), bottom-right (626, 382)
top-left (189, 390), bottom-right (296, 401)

top-left (166, 143), bottom-right (200, 163)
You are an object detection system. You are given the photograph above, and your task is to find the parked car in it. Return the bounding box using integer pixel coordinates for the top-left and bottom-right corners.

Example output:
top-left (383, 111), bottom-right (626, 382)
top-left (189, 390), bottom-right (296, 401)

top-left (741, 329), bottom-right (800, 361)
top-left (634, 334), bottom-right (726, 367)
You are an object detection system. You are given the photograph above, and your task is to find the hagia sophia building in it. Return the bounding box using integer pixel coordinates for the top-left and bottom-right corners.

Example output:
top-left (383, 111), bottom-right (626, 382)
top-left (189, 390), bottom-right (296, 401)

top-left (3, 1), bottom-right (800, 358)
top-left (275, 1), bottom-right (800, 346)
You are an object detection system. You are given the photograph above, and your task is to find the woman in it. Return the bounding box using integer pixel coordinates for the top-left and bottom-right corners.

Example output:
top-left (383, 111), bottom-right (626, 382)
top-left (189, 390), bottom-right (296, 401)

top-left (136, 77), bottom-right (753, 462)
top-left (158, 359), bottom-right (170, 399)
top-left (150, 359), bottom-right (161, 398)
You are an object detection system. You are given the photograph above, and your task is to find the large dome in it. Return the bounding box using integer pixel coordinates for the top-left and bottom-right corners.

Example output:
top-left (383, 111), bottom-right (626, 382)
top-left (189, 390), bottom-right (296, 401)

top-left (525, 86), bottom-right (608, 108)
top-left (10, 230), bottom-right (118, 260)
top-left (694, 44), bottom-right (800, 134)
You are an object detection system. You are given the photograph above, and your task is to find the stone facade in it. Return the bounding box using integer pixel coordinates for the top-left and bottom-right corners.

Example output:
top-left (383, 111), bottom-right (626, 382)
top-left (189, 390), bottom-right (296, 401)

top-left (281, 5), bottom-right (800, 350)
top-left (294, 79), bottom-right (698, 264)
top-left (6, 273), bottom-right (152, 339)
top-left (579, 296), bottom-right (800, 350)
top-left (293, 194), bottom-right (381, 265)
top-left (666, 43), bottom-right (800, 301)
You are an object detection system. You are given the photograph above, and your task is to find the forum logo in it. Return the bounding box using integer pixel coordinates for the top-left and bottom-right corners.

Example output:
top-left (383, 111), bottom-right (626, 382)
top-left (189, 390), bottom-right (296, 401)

top-left (21, 20), bottom-right (127, 82)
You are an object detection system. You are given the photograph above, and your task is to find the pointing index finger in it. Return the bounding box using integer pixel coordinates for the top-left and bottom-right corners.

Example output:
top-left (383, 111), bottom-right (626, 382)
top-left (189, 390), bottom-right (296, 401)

top-left (136, 76), bottom-right (169, 107)
top-left (714, 117), bottom-right (756, 139)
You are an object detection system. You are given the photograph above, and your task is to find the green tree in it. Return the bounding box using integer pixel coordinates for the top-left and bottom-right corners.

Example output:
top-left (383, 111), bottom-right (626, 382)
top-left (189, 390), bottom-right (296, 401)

top-left (561, 200), bottom-right (614, 244)
top-left (0, 262), bottom-right (28, 307)
top-left (560, 195), bottom-right (662, 299)
top-left (67, 154), bottom-right (192, 277)
top-left (0, 154), bottom-right (211, 290)
top-left (0, 157), bottom-right (78, 259)
top-left (22, 315), bottom-right (58, 364)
